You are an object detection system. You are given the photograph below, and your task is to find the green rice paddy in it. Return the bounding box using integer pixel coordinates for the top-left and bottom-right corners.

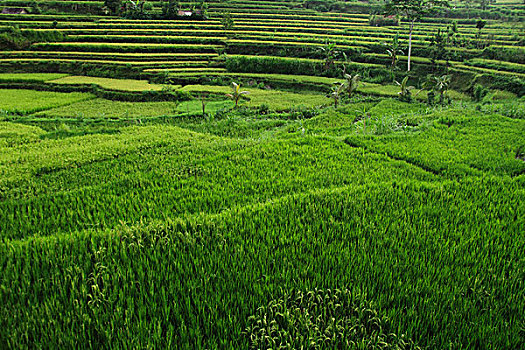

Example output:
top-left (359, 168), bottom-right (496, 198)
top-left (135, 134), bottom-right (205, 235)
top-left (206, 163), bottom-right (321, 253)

top-left (0, 0), bottom-right (524, 348)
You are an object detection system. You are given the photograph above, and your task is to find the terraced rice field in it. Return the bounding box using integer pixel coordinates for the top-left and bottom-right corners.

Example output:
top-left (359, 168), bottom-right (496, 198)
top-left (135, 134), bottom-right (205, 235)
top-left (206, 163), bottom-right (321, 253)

top-left (0, 0), bottom-right (523, 80)
top-left (0, 0), bottom-right (524, 348)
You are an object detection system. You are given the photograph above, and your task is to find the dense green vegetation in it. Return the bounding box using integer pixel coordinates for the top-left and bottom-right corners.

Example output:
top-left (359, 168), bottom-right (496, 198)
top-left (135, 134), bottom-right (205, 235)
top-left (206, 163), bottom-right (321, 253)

top-left (0, 89), bottom-right (94, 114)
top-left (1, 83), bottom-right (524, 348)
top-left (0, 0), bottom-right (524, 348)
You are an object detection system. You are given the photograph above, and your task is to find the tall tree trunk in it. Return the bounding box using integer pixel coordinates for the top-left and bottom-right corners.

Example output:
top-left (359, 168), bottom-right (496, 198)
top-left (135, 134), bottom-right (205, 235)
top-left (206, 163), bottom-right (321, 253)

top-left (408, 20), bottom-right (414, 72)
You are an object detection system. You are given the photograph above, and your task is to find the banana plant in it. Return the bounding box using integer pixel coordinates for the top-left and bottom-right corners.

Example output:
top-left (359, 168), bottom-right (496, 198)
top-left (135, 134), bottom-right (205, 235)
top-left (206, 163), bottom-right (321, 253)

top-left (328, 82), bottom-right (346, 108)
top-left (385, 33), bottom-right (404, 69)
top-left (343, 73), bottom-right (359, 97)
top-left (200, 93), bottom-right (208, 116)
top-left (225, 82), bottom-right (250, 108)
top-left (340, 52), bottom-right (351, 75)
top-left (318, 41), bottom-right (340, 70)
top-left (395, 76), bottom-right (415, 102)
top-left (433, 74), bottom-right (451, 103)
top-left (355, 104), bottom-right (372, 135)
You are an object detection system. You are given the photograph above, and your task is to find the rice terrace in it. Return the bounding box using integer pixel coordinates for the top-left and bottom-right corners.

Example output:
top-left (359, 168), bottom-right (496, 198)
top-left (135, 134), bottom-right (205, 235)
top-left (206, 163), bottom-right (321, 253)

top-left (0, 0), bottom-right (524, 347)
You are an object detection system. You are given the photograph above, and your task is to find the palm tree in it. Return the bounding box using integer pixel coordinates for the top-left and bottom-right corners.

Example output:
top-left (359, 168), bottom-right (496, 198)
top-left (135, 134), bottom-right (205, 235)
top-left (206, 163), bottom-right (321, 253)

top-left (225, 82), bottom-right (249, 108)
top-left (343, 73), bottom-right (359, 97)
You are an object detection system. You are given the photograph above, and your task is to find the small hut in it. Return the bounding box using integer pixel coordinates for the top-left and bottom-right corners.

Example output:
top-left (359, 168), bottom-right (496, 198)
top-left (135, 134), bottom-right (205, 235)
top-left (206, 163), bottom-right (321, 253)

top-left (177, 9), bottom-right (202, 17)
top-left (1, 7), bottom-right (28, 14)
top-left (177, 10), bottom-right (193, 16)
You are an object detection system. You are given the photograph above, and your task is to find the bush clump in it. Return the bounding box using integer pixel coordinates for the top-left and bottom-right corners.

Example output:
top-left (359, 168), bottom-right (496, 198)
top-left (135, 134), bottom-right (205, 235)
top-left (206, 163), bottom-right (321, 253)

top-left (369, 15), bottom-right (400, 27)
top-left (0, 26), bottom-right (63, 50)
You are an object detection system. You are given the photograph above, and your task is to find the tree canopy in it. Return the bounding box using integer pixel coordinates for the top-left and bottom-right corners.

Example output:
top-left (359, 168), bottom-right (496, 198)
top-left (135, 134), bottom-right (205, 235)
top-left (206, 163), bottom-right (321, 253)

top-left (384, 0), bottom-right (449, 21)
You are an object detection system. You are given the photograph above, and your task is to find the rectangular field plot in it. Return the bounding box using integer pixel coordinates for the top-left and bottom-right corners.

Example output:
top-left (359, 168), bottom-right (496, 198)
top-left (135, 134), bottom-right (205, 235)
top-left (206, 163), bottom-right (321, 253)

top-left (358, 83), bottom-right (470, 100)
top-left (0, 89), bottom-right (94, 115)
top-left (0, 134), bottom-right (437, 239)
top-left (32, 99), bottom-right (180, 120)
top-left (345, 109), bottom-right (525, 176)
top-left (48, 76), bottom-right (168, 92)
top-left (0, 73), bottom-right (69, 82)
top-left (246, 90), bottom-right (329, 110)
top-left (177, 99), bottom-right (232, 114)
top-left (0, 121), bottom-right (46, 147)
top-left (180, 85), bottom-right (329, 110)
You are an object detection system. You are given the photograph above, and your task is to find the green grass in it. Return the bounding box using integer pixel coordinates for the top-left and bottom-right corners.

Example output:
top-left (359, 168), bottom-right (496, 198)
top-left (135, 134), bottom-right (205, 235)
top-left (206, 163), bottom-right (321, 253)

top-left (1, 176), bottom-right (523, 348)
top-left (0, 58), bottom-right (207, 67)
top-left (31, 99), bottom-right (179, 120)
top-left (170, 113), bottom-right (288, 139)
top-left (179, 85), bottom-right (234, 94)
top-left (0, 2), bottom-right (524, 348)
top-left (245, 89), bottom-right (328, 110)
top-left (487, 90), bottom-right (518, 100)
top-left (0, 73), bottom-right (69, 82)
top-left (0, 129), bottom-right (437, 238)
top-left (358, 83), bottom-right (470, 101)
top-left (176, 99), bottom-right (232, 114)
top-left (161, 68), bottom-right (226, 72)
top-left (35, 42), bottom-right (220, 48)
top-left (0, 51), bottom-right (217, 59)
top-left (0, 124), bottom-right (216, 187)
top-left (0, 121), bottom-right (46, 147)
top-left (455, 64), bottom-right (525, 78)
top-left (478, 97), bottom-right (525, 119)
top-left (345, 108), bottom-right (525, 177)
top-left (304, 99), bottom-right (430, 136)
top-left (465, 59), bottom-right (525, 74)
top-left (48, 76), bottom-right (169, 91)
top-left (180, 85), bottom-right (329, 110)
top-left (0, 89), bottom-right (95, 115)
top-left (163, 72), bottom-right (342, 86)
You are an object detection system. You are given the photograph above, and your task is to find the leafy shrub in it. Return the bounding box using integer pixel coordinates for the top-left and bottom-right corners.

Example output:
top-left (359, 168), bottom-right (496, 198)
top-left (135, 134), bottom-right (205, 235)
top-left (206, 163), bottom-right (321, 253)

top-left (481, 47), bottom-right (525, 65)
top-left (0, 26), bottom-right (63, 50)
top-left (479, 100), bottom-right (525, 119)
top-left (220, 11), bottom-right (235, 30)
top-left (226, 56), bottom-right (323, 76)
top-left (369, 15), bottom-right (399, 27)
top-left (288, 106), bottom-right (322, 120)
top-left (473, 84), bottom-right (490, 102)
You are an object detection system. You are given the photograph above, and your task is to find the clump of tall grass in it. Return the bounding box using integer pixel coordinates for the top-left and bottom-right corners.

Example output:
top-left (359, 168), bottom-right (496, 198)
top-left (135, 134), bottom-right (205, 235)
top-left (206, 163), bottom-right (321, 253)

top-left (245, 288), bottom-right (419, 349)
